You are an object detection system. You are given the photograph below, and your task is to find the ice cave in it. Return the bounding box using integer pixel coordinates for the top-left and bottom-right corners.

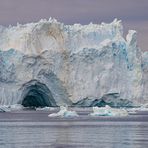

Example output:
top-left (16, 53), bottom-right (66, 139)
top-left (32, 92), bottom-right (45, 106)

top-left (21, 80), bottom-right (57, 107)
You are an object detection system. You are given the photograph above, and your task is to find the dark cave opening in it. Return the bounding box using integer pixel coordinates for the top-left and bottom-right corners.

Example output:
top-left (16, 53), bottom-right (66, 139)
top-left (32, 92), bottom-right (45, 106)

top-left (22, 81), bottom-right (57, 108)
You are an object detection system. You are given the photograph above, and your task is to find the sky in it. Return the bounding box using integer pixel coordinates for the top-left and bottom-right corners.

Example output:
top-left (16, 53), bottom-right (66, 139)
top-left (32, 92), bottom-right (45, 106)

top-left (0, 0), bottom-right (147, 51)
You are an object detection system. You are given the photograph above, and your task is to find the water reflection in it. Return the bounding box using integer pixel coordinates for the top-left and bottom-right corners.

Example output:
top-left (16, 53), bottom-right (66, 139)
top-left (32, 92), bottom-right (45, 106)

top-left (0, 112), bottom-right (148, 148)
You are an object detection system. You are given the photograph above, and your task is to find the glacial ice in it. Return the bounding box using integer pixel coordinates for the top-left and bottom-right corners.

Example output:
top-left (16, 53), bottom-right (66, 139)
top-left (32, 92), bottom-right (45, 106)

top-left (48, 106), bottom-right (79, 117)
top-left (127, 104), bottom-right (148, 112)
top-left (0, 18), bottom-right (147, 107)
top-left (0, 104), bottom-right (24, 112)
top-left (9, 104), bottom-right (24, 111)
top-left (90, 105), bottom-right (128, 116)
top-left (0, 105), bottom-right (11, 112)
top-left (73, 93), bottom-right (135, 107)
top-left (36, 107), bottom-right (56, 111)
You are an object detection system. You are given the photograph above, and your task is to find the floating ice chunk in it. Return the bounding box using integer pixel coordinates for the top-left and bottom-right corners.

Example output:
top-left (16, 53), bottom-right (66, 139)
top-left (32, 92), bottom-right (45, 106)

top-left (137, 107), bottom-right (148, 111)
top-left (90, 105), bottom-right (128, 116)
top-left (63, 110), bottom-right (79, 117)
top-left (48, 106), bottom-right (79, 117)
top-left (0, 104), bottom-right (24, 112)
top-left (36, 107), bottom-right (50, 111)
top-left (127, 105), bottom-right (148, 112)
top-left (141, 103), bottom-right (148, 108)
top-left (36, 107), bottom-right (56, 111)
top-left (0, 105), bottom-right (11, 112)
top-left (10, 104), bottom-right (24, 111)
top-left (90, 106), bottom-right (111, 116)
top-left (0, 108), bottom-right (5, 112)
top-left (127, 108), bottom-right (137, 114)
top-left (48, 106), bottom-right (67, 117)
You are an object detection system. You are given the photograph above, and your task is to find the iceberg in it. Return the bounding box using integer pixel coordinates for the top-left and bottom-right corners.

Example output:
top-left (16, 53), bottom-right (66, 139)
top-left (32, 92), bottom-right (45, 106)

top-left (48, 106), bottom-right (79, 117)
top-left (90, 105), bottom-right (128, 116)
top-left (0, 18), bottom-right (147, 107)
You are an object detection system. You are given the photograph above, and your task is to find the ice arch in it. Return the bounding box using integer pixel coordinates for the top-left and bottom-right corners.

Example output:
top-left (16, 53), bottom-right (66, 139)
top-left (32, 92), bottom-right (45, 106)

top-left (21, 80), bottom-right (57, 107)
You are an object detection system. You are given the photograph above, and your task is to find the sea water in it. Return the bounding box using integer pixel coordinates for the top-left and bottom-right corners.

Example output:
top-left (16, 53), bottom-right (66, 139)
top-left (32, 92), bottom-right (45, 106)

top-left (0, 109), bottom-right (148, 148)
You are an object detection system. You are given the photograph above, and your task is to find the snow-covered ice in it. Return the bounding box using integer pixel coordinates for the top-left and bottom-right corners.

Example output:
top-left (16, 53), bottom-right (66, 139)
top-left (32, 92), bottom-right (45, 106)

top-left (48, 106), bottom-right (79, 117)
top-left (36, 107), bottom-right (56, 111)
top-left (0, 105), bottom-right (11, 112)
top-left (90, 105), bottom-right (128, 116)
top-left (9, 104), bottom-right (24, 111)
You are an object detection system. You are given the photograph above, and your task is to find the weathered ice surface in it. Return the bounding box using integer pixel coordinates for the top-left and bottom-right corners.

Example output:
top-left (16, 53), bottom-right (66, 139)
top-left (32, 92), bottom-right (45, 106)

top-left (141, 52), bottom-right (148, 103)
top-left (90, 105), bottom-right (128, 116)
top-left (73, 93), bottom-right (134, 107)
top-left (0, 18), bottom-right (147, 107)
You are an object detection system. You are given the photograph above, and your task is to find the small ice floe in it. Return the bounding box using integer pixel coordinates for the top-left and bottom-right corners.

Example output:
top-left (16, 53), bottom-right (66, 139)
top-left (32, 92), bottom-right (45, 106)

top-left (138, 104), bottom-right (148, 111)
top-left (0, 105), bottom-right (11, 112)
top-left (142, 103), bottom-right (148, 108)
top-left (136, 107), bottom-right (148, 111)
top-left (10, 104), bottom-right (24, 111)
top-left (127, 105), bottom-right (148, 113)
top-left (90, 105), bottom-right (128, 117)
top-left (0, 107), bottom-right (5, 112)
top-left (48, 106), bottom-right (79, 117)
top-left (36, 107), bottom-right (56, 111)
top-left (127, 108), bottom-right (137, 114)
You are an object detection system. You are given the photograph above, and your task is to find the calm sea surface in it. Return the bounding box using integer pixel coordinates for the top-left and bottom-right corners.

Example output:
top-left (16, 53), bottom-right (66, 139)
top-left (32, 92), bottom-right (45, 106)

top-left (0, 109), bottom-right (148, 148)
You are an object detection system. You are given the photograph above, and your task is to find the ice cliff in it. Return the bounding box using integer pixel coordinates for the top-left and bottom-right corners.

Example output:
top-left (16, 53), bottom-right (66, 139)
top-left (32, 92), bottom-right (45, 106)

top-left (0, 18), bottom-right (147, 107)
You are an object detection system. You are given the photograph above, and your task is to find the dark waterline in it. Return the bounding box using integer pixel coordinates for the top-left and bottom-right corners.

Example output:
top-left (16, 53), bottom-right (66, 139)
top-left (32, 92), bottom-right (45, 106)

top-left (0, 109), bottom-right (148, 148)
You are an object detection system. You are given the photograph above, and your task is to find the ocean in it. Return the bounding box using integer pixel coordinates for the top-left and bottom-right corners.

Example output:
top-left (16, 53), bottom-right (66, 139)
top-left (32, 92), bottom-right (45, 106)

top-left (0, 109), bottom-right (148, 148)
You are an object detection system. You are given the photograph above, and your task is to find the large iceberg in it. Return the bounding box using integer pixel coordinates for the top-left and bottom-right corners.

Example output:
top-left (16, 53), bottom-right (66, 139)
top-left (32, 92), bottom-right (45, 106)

top-left (0, 18), bottom-right (147, 107)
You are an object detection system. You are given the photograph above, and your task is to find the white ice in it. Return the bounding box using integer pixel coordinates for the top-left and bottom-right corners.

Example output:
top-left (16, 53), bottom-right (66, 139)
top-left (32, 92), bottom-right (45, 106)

top-left (0, 105), bottom-right (11, 112)
top-left (128, 107), bottom-right (148, 113)
top-left (9, 104), bottom-right (24, 111)
top-left (90, 105), bottom-right (128, 116)
top-left (48, 106), bottom-right (79, 117)
top-left (36, 107), bottom-right (56, 111)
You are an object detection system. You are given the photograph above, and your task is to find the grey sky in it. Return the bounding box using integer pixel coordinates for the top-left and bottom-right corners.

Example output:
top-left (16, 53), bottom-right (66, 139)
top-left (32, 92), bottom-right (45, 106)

top-left (0, 0), bottom-right (147, 51)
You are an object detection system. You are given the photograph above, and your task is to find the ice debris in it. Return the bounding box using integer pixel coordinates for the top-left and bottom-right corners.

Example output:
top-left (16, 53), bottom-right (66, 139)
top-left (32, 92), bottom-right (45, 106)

top-left (9, 104), bottom-right (24, 111)
top-left (130, 107), bottom-right (148, 112)
top-left (0, 105), bottom-right (11, 112)
top-left (90, 105), bottom-right (128, 116)
top-left (48, 106), bottom-right (79, 117)
top-left (36, 107), bottom-right (56, 111)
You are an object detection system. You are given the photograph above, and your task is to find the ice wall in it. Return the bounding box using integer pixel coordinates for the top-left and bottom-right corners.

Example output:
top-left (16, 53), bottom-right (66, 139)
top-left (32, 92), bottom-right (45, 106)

top-left (0, 18), bottom-right (147, 106)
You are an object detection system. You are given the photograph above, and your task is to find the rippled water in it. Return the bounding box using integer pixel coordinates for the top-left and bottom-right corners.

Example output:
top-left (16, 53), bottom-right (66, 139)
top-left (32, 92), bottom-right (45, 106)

top-left (0, 109), bottom-right (148, 148)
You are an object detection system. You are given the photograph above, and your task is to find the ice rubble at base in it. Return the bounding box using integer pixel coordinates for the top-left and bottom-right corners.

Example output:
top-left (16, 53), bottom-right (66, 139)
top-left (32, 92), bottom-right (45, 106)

top-left (36, 107), bottom-right (56, 111)
top-left (126, 103), bottom-right (148, 113)
top-left (90, 105), bottom-right (128, 116)
top-left (9, 104), bottom-right (24, 111)
top-left (0, 106), bottom-right (10, 112)
top-left (48, 106), bottom-right (79, 117)
top-left (0, 104), bottom-right (24, 112)
top-left (127, 106), bottom-right (148, 113)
